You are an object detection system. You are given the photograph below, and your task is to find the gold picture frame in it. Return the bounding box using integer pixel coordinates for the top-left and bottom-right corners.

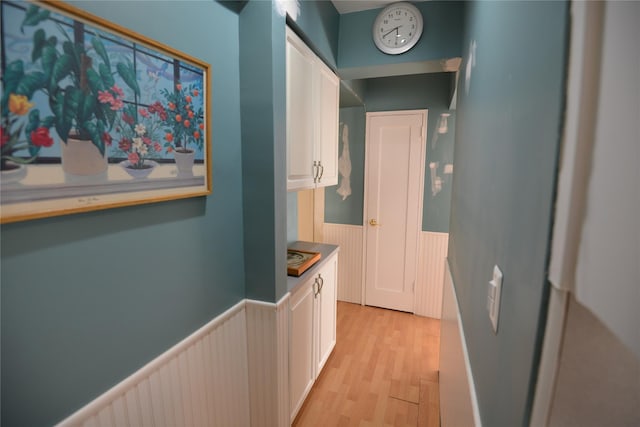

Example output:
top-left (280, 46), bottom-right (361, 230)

top-left (1, 0), bottom-right (212, 223)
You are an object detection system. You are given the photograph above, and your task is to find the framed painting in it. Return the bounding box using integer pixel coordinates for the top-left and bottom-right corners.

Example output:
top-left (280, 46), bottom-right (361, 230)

top-left (0, 0), bottom-right (212, 223)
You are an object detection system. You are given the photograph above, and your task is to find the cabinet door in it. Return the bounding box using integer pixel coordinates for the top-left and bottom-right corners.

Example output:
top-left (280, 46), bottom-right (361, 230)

top-left (286, 29), bottom-right (316, 191)
top-left (315, 62), bottom-right (339, 187)
top-left (316, 253), bottom-right (338, 374)
top-left (289, 277), bottom-right (316, 421)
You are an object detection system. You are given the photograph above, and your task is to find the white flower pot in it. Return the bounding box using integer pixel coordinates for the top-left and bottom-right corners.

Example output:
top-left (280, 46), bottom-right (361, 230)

top-left (61, 136), bottom-right (108, 178)
top-left (173, 149), bottom-right (195, 177)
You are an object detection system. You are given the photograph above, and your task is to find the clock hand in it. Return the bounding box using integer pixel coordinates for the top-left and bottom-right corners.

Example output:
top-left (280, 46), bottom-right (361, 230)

top-left (382, 26), bottom-right (400, 39)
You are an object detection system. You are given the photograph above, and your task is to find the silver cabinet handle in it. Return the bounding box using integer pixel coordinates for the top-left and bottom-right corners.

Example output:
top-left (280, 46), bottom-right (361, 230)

top-left (312, 161), bottom-right (319, 183)
top-left (313, 277), bottom-right (320, 298)
top-left (318, 162), bottom-right (324, 182)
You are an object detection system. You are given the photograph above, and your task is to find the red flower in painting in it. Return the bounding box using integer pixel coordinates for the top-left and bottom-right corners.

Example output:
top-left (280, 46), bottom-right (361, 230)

top-left (30, 127), bottom-right (54, 147)
top-left (119, 138), bottom-right (132, 152)
top-left (0, 127), bottom-right (8, 146)
top-left (128, 152), bottom-right (140, 164)
top-left (111, 84), bottom-right (124, 98)
top-left (122, 113), bottom-right (135, 125)
top-left (98, 90), bottom-right (114, 104)
top-left (98, 85), bottom-right (124, 111)
top-left (102, 132), bottom-right (112, 146)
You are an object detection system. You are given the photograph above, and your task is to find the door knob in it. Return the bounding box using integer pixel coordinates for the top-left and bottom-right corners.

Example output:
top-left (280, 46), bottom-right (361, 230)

top-left (369, 219), bottom-right (380, 226)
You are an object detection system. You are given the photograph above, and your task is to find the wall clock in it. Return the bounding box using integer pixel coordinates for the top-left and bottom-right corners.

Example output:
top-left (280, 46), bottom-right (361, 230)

top-left (372, 2), bottom-right (423, 55)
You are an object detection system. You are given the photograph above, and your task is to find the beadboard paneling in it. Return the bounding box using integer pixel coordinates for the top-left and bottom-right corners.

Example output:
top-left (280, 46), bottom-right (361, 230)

top-left (246, 296), bottom-right (290, 427)
top-left (323, 223), bottom-right (363, 304)
top-left (415, 231), bottom-right (449, 319)
top-left (57, 301), bottom-right (250, 427)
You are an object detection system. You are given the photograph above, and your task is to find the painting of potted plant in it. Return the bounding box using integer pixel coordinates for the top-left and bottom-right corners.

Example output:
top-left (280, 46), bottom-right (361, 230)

top-left (111, 103), bottom-right (166, 179)
top-left (161, 83), bottom-right (204, 175)
top-left (1, 0), bottom-right (211, 224)
top-left (18, 4), bottom-right (140, 177)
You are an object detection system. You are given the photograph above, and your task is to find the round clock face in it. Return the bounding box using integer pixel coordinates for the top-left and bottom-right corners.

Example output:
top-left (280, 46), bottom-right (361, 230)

top-left (372, 2), bottom-right (423, 55)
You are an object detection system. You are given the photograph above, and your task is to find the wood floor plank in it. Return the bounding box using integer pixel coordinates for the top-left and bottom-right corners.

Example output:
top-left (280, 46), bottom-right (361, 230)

top-left (418, 379), bottom-right (440, 427)
top-left (293, 302), bottom-right (441, 427)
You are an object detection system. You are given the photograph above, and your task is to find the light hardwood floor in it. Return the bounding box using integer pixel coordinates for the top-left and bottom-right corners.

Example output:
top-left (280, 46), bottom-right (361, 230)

top-left (293, 301), bottom-right (441, 427)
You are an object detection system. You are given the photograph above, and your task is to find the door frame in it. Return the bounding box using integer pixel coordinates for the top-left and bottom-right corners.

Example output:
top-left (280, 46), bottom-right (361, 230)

top-left (361, 109), bottom-right (428, 311)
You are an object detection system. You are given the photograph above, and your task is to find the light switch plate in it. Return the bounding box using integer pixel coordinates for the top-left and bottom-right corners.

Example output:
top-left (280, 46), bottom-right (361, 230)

top-left (488, 265), bottom-right (503, 334)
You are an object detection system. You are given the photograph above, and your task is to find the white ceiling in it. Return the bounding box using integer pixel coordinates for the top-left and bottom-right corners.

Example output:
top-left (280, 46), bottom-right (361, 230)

top-left (331, 0), bottom-right (427, 15)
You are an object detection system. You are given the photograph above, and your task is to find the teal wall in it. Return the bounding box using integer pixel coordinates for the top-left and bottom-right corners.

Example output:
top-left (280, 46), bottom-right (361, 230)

top-left (423, 110), bottom-right (455, 233)
top-left (290, 0), bottom-right (340, 69)
top-left (1, 1), bottom-right (245, 426)
top-left (325, 107), bottom-right (366, 225)
top-left (364, 73), bottom-right (451, 111)
top-left (338, 1), bottom-right (465, 75)
top-left (448, 1), bottom-right (568, 425)
top-left (240, 0), bottom-right (288, 302)
top-left (325, 73), bottom-right (456, 232)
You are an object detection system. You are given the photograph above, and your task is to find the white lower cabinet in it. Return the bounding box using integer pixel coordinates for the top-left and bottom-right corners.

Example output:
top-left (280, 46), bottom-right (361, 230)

top-left (289, 277), bottom-right (315, 421)
top-left (289, 252), bottom-right (338, 422)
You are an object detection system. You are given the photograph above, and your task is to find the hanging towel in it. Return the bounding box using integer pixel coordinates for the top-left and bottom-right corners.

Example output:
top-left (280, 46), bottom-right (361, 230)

top-left (336, 123), bottom-right (352, 200)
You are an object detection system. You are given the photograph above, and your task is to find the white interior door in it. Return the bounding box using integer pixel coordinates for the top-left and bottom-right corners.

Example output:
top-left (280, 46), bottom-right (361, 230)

top-left (364, 110), bottom-right (427, 312)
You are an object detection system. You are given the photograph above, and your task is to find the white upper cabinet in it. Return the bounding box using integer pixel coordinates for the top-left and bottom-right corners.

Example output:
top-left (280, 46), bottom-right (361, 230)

top-left (286, 27), bottom-right (339, 191)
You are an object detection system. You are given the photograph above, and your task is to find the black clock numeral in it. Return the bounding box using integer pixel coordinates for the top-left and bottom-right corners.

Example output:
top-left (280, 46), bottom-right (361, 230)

top-left (410, 17), bottom-right (414, 21)
top-left (412, 24), bottom-right (415, 29)
top-left (409, 32), bottom-right (412, 36)
top-left (384, 19), bottom-right (388, 24)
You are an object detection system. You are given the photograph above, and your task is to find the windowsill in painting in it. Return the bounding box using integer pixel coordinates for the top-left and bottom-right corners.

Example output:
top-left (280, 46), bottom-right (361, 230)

top-left (1, 163), bottom-right (206, 204)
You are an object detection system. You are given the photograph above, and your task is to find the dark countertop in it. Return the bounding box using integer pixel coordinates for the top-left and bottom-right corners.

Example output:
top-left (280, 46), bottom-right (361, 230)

top-left (287, 241), bottom-right (339, 294)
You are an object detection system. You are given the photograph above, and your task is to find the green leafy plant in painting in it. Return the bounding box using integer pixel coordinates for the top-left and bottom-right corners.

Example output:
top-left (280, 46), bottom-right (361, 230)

top-left (5, 4), bottom-right (141, 158)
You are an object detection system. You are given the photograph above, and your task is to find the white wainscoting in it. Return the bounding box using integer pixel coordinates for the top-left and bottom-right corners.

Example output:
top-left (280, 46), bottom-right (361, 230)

top-left (323, 224), bottom-right (448, 318)
top-left (415, 231), bottom-right (449, 319)
top-left (56, 300), bottom-right (251, 427)
top-left (322, 223), bottom-right (363, 304)
top-left (245, 296), bottom-right (290, 427)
